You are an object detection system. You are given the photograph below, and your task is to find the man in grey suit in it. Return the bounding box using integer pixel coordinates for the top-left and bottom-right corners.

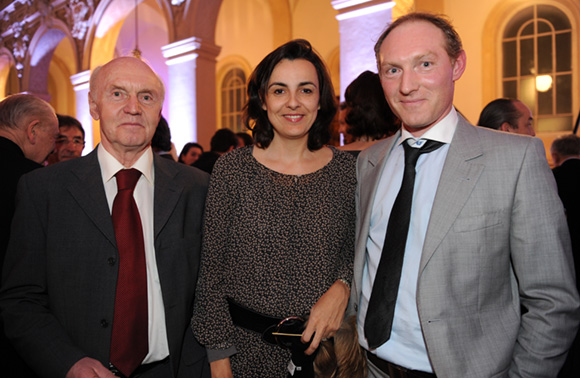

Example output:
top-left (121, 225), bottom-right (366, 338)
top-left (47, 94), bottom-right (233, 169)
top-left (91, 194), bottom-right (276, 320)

top-left (352, 12), bottom-right (580, 378)
top-left (0, 57), bottom-right (210, 378)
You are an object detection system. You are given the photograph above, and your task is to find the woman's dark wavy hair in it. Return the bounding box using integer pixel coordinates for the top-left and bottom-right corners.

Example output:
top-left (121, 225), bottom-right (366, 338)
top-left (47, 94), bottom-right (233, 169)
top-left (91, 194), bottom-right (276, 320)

top-left (344, 71), bottom-right (399, 140)
top-left (243, 39), bottom-right (337, 150)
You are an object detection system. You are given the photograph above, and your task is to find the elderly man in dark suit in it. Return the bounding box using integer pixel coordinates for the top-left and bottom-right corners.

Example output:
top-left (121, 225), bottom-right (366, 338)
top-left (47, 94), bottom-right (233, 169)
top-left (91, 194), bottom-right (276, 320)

top-left (0, 57), bottom-right (210, 378)
top-left (0, 94), bottom-right (59, 378)
top-left (351, 12), bottom-right (579, 378)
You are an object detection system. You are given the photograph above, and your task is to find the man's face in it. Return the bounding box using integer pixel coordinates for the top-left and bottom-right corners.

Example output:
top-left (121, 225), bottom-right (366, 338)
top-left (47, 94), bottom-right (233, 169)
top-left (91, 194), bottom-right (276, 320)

top-left (89, 57), bottom-right (164, 158)
top-left (508, 101), bottom-right (535, 136)
top-left (54, 125), bottom-right (85, 162)
top-left (378, 20), bottom-right (466, 137)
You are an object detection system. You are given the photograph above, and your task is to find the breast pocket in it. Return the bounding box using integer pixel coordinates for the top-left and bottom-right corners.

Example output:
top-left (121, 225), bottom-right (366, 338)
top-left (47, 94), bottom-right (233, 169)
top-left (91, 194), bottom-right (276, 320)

top-left (453, 210), bottom-right (504, 233)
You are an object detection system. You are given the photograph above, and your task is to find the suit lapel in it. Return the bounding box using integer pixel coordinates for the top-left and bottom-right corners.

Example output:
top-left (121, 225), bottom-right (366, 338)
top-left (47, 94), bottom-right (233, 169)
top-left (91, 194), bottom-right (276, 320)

top-left (153, 156), bottom-right (183, 240)
top-left (419, 118), bottom-right (484, 272)
top-left (66, 149), bottom-right (117, 247)
top-left (358, 133), bottom-right (399, 241)
top-left (353, 133), bottom-right (399, 302)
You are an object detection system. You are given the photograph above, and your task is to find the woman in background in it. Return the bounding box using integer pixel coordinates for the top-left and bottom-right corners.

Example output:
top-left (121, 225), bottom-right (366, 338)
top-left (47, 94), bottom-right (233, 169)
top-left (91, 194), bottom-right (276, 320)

top-left (178, 142), bottom-right (204, 165)
top-left (192, 39), bottom-right (356, 378)
top-left (339, 70), bottom-right (399, 156)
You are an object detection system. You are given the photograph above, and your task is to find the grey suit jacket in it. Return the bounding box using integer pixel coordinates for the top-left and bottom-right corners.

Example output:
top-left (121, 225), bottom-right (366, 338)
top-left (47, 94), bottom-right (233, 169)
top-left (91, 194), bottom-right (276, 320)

top-left (0, 149), bottom-right (210, 378)
top-left (351, 117), bottom-right (580, 378)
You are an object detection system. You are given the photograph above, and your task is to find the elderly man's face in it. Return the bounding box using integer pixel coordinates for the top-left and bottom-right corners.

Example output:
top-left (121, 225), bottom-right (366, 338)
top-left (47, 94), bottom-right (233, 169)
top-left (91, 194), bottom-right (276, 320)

top-left (89, 57), bottom-right (164, 158)
top-left (509, 101), bottom-right (535, 136)
top-left (30, 113), bottom-right (59, 164)
top-left (378, 20), bottom-right (466, 137)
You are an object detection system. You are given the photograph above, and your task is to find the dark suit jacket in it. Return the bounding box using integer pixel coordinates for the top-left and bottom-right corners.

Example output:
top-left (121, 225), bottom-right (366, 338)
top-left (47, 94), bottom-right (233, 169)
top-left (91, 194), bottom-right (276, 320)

top-left (192, 151), bottom-right (221, 174)
top-left (553, 158), bottom-right (580, 291)
top-left (0, 137), bottom-right (42, 377)
top-left (0, 137), bottom-right (42, 267)
top-left (0, 149), bottom-right (210, 378)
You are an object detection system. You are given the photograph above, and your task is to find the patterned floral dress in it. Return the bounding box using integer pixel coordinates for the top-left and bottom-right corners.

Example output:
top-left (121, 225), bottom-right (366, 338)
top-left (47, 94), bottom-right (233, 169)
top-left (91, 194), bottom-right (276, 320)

top-left (192, 146), bottom-right (356, 378)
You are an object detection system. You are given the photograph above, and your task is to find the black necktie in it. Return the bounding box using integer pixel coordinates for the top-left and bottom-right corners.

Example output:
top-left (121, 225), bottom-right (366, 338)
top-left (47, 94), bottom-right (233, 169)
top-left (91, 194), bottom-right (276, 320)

top-left (364, 139), bottom-right (444, 349)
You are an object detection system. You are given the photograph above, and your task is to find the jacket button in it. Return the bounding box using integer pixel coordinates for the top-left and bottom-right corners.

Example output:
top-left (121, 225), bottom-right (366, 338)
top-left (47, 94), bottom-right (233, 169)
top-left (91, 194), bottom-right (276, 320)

top-left (354, 304), bottom-right (359, 311)
top-left (108, 257), bottom-right (116, 266)
top-left (100, 319), bottom-right (109, 328)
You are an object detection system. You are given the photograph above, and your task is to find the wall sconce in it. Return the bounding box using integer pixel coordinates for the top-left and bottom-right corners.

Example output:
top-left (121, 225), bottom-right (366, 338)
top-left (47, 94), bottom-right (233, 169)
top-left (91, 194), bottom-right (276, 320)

top-left (535, 75), bottom-right (553, 92)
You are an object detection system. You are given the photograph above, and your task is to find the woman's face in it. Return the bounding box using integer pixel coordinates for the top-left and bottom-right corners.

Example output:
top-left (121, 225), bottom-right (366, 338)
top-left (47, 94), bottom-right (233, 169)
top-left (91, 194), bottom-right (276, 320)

top-left (182, 146), bottom-right (202, 165)
top-left (262, 59), bottom-right (320, 143)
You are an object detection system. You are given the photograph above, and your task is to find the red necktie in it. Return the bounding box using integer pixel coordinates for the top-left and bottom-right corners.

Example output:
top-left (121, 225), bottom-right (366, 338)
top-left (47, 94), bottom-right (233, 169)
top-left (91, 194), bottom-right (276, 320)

top-left (110, 168), bottom-right (148, 376)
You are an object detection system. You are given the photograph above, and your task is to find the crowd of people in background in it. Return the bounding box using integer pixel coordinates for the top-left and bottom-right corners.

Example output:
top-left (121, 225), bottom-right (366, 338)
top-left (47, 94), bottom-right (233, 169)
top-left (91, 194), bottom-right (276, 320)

top-left (0, 11), bottom-right (579, 378)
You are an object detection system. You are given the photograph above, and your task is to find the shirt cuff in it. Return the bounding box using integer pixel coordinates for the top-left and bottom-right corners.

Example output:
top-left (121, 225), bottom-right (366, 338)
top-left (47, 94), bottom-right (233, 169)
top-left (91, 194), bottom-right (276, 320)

top-left (206, 346), bottom-right (237, 363)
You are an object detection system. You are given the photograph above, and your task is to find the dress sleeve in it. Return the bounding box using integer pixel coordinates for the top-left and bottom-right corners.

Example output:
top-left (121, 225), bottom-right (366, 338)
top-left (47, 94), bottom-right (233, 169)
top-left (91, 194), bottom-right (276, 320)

top-left (191, 156), bottom-right (238, 361)
top-left (334, 154), bottom-right (357, 287)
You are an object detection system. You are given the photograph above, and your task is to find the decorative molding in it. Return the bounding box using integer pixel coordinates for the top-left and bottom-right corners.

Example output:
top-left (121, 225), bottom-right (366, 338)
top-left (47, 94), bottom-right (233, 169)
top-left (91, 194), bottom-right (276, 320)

top-left (64, 0), bottom-right (94, 40)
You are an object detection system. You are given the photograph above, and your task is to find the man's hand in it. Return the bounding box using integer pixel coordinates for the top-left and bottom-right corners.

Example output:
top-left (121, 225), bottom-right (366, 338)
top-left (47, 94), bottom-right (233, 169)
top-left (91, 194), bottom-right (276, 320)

top-left (301, 279), bottom-right (350, 355)
top-left (65, 357), bottom-right (116, 378)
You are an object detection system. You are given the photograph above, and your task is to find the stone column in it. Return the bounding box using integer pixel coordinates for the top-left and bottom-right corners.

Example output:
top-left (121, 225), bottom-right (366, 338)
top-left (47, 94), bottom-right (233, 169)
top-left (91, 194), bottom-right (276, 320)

top-left (162, 37), bottom-right (221, 153)
top-left (71, 70), bottom-right (93, 154)
top-left (331, 0), bottom-right (395, 101)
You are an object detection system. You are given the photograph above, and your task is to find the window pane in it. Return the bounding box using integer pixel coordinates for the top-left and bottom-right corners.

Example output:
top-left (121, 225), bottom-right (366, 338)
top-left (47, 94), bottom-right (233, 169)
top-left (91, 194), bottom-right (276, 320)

top-left (519, 38), bottom-right (534, 76)
top-left (537, 20), bottom-right (552, 34)
top-left (537, 4), bottom-right (570, 31)
top-left (537, 35), bottom-right (552, 74)
top-left (537, 116), bottom-right (572, 132)
top-left (236, 115), bottom-right (242, 132)
top-left (229, 91), bottom-right (235, 113)
top-left (520, 77), bottom-right (536, 114)
top-left (504, 6), bottom-right (533, 38)
top-left (556, 74), bottom-right (572, 114)
top-left (556, 32), bottom-right (571, 72)
top-left (537, 87), bottom-right (553, 115)
top-left (503, 80), bottom-right (517, 99)
top-left (521, 21), bottom-right (534, 36)
top-left (503, 41), bottom-right (517, 77)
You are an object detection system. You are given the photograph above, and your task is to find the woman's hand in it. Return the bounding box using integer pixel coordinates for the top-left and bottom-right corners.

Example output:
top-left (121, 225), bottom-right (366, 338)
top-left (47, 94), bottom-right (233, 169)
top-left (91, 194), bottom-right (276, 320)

top-left (210, 357), bottom-right (234, 378)
top-left (301, 279), bottom-right (350, 355)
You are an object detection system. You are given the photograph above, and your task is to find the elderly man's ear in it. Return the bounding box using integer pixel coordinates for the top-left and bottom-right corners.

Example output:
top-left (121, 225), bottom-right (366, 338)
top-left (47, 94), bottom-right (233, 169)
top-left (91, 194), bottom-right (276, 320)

top-left (500, 122), bottom-right (512, 132)
top-left (26, 120), bottom-right (41, 144)
top-left (88, 92), bottom-right (100, 121)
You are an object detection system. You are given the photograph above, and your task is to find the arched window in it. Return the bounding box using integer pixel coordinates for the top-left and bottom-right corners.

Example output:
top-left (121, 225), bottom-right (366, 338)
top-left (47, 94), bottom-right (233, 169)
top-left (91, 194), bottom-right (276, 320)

top-left (502, 4), bottom-right (573, 132)
top-left (221, 67), bottom-right (247, 133)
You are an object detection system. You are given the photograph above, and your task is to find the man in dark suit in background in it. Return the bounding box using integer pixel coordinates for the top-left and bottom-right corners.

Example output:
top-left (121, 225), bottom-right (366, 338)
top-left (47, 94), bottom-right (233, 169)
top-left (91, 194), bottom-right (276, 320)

top-left (551, 133), bottom-right (580, 378)
top-left (0, 93), bottom-right (58, 378)
top-left (193, 128), bottom-right (237, 174)
top-left (0, 57), bottom-right (210, 378)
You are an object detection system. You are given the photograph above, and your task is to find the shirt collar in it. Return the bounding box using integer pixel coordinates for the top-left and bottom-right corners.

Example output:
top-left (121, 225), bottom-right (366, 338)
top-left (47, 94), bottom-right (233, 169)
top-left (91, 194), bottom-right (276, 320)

top-left (97, 144), bottom-right (154, 185)
top-left (398, 107), bottom-right (458, 148)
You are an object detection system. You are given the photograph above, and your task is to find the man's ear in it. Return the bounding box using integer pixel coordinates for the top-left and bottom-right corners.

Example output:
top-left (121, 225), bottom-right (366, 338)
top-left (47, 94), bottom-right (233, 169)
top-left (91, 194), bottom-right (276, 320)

top-left (452, 50), bottom-right (467, 81)
top-left (88, 92), bottom-right (100, 121)
top-left (26, 120), bottom-right (40, 144)
top-left (500, 122), bottom-right (511, 132)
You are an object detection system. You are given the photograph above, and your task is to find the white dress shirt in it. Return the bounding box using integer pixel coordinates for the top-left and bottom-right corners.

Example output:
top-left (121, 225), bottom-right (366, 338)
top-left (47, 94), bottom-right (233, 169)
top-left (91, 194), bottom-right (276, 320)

top-left (98, 145), bottom-right (169, 363)
top-left (358, 108), bottom-right (458, 372)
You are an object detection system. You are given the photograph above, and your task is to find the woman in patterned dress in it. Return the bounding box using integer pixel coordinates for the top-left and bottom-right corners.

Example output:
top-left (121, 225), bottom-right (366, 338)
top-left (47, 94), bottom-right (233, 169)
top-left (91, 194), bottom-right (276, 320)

top-left (192, 39), bottom-right (356, 378)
